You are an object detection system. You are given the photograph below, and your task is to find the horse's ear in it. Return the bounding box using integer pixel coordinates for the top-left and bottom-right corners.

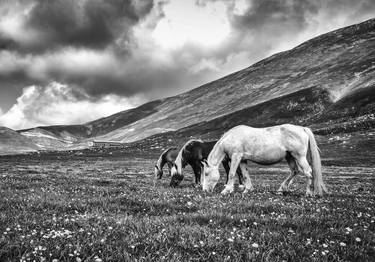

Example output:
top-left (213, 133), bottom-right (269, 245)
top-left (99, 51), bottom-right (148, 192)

top-left (200, 159), bottom-right (209, 168)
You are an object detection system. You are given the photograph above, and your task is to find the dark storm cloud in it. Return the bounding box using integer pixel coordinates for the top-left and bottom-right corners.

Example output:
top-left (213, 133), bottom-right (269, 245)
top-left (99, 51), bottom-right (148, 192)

top-left (1, 0), bottom-right (154, 53)
top-left (1, 0), bottom-right (375, 108)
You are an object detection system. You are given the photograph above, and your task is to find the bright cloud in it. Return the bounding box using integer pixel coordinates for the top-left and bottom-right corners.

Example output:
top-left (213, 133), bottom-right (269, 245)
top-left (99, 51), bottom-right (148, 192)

top-left (0, 0), bottom-right (375, 129)
top-left (152, 1), bottom-right (230, 49)
top-left (0, 82), bottom-right (139, 130)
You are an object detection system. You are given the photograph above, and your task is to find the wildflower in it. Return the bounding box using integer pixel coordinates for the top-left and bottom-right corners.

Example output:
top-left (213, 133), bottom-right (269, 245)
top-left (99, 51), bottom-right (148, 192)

top-left (76, 258), bottom-right (82, 262)
top-left (322, 244), bottom-right (328, 248)
top-left (94, 256), bottom-right (102, 262)
top-left (340, 242), bottom-right (346, 247)
top-left (252, 243), bottom-right (259, 248)
top-left (355, 237), bottom-right (361, 242)
top-left (227, 238), bottom-right (234, 242)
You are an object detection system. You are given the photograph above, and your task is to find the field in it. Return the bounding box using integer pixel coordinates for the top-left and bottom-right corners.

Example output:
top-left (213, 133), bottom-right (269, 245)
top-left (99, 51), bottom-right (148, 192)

top-left (0, 154), bottom-right (375, 262)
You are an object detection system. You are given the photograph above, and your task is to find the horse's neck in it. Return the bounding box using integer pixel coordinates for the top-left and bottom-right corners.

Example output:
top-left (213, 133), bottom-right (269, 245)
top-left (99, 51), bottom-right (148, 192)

top-left (208, 141), bottom-right (226, 167)
top-left (175, 150), bottom-right (184, 173)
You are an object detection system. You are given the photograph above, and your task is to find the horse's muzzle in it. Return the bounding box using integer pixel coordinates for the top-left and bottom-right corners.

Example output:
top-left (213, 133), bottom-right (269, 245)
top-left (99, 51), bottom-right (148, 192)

top-left (169, 174), bottom-right (183, 187)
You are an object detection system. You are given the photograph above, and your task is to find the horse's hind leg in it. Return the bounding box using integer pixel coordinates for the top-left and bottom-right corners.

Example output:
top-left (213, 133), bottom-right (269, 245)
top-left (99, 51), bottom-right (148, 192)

top-left (239, 162), bottom-right (254, 194)
top-left (295, 156), bottom-right (313, 197)
top-left (277, 155), bottom-right (299, 194)
top-left (221, 153), bottom-right (242, 195)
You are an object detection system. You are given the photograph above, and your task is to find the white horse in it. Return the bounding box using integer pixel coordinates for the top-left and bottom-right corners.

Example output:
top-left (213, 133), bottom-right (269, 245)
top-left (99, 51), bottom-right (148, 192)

top-left (202, 124), bottom-right (328, 196)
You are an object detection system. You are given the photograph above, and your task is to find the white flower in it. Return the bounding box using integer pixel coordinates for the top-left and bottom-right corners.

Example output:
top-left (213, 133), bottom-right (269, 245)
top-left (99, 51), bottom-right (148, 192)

top-left (323, 244), bottom-right (328, 248)
top-left (94, 256), bottom-right (102, 262)
top-left (340, 242), bottom-right (346, 247)
top-left (227, 238), bottom-right (234, 242)
top-left (252, 243), bottom-right (259, 248)
top-left (355, 237), bottom-right (361, 242)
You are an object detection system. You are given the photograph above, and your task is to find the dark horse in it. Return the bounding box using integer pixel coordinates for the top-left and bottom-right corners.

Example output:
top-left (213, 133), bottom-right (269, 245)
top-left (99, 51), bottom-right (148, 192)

top-left (154, 147), bottom-right (179, 180)
top-left (169, 139), bottom-right (244, 187)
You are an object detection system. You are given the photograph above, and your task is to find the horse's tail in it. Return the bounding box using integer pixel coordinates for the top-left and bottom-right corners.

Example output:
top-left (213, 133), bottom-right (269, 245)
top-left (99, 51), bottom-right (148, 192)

top-left (304, 127), bottom-right (328, 196)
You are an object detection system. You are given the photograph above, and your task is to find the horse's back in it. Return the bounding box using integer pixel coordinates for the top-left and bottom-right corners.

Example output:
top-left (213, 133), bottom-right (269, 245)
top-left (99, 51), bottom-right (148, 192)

top-left (222, 124), bottom-right (308, 154)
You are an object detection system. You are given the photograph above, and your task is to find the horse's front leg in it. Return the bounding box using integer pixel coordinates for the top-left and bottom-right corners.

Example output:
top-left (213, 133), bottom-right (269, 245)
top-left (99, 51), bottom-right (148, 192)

top-left (166, 162), bottom-right (173, 177)
top-left (239, 162), bottom-right (253, 194)
top-left (192, 162), bottom-right (202, 187)
top-left (221, 153), bottom-right (242, 195)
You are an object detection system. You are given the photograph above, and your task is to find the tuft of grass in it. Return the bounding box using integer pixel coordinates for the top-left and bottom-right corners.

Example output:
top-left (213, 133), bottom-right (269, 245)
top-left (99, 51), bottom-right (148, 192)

top-left (0, 156), bottom-right (374, 261)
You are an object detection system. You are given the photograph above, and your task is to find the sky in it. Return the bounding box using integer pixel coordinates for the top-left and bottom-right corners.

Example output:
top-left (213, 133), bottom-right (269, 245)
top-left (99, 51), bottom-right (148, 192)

top-left (0, 0), bottom-right (374, 130)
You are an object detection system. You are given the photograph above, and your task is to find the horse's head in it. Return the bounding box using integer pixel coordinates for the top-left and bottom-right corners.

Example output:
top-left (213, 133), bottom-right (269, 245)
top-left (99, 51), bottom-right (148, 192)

top-left (170, 163), bottom-right (183, 187)
top-left (154, 165), bottom-right (163, 179)
top-left (201, 160), bottom-right (220, 192)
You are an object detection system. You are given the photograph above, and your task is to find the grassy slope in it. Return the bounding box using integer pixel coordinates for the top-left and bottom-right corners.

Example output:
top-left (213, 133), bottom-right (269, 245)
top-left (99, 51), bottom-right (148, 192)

top-left (95, 18), bottom-right (375, 143)
top-left (0, 156), bottom-right (374, 261)
top-left (0, 127), bottom-right (39, 154)
top-left (18, 18), bottom-right (375, 146)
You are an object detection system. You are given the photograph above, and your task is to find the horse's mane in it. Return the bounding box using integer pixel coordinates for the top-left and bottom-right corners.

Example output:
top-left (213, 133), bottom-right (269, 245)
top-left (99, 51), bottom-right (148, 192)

top-left (156, 147), bottom-right (177, 169)
top-left (181, 138), bottom-right (203, 154)
top-left (174, 139), bottom-right (203, 172)
top-left (161, 146), bottom-right (177, 156)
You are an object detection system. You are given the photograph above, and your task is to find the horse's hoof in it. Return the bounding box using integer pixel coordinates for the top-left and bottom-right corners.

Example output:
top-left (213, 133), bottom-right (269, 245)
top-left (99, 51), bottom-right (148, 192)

top-left (221, 189), bottom-right (232, 195)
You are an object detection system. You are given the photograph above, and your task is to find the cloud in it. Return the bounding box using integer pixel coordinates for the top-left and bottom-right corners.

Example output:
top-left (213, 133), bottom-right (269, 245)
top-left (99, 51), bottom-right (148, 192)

top-left (0, 0), bottom-right (375, 129)
top-left (0, 82), bottom-right (140, 130)
top-left (0, 0), bottom-right (154, 53)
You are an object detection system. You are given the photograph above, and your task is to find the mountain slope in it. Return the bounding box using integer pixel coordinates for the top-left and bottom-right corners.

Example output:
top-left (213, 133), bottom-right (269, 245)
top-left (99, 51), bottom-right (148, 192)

top-left (95, 18), bottom-right (375, 143)
top-left (0, 127), bottom-right (39, 155)
top-left (19, 18), bottom-right (375, 148)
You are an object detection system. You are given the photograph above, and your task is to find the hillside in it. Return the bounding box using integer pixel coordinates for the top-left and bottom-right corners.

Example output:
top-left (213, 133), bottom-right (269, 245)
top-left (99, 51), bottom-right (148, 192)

top-left (16, 18), bottom-right (375, 152)
top-left (0, 127), bottom-right (39, 155)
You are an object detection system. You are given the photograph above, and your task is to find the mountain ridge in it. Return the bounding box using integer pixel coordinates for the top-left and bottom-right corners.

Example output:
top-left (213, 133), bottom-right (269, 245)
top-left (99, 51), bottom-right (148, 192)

top-left (7, 17), bottom-right (375, 154)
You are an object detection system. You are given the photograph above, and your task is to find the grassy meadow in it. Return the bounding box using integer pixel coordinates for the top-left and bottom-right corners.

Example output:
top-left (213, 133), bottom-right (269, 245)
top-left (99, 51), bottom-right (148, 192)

top-left (0, 155), bottom-right (374, 261)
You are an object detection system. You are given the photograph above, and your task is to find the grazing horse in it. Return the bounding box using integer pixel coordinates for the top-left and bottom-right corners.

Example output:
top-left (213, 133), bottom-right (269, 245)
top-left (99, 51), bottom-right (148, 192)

top-left (202, 124), bottom-right (328, 196)
top-left (170, 139), bottom-right (244, 187)
top-left (154, 147), bottom-right (179, 181)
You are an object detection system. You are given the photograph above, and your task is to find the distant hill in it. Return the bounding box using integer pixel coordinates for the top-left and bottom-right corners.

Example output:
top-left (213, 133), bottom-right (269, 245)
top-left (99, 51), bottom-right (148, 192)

top-left (15, 18), bottom-right (375, 154)
top-left (0, 127), bottom-right (39, 155)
